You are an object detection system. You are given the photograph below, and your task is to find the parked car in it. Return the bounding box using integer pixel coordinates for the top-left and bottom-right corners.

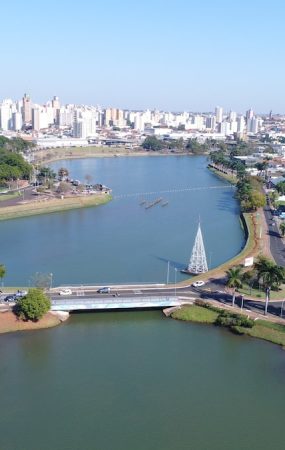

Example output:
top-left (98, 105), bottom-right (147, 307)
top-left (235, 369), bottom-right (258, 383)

top-left (59, 289), bottom-right (72, 296)
top-left (192, 280), bottom-right (205, 288)
top-left (4, 295), bottom-right (16, 303)
top-left (97, 287), bottom-right (111, 294)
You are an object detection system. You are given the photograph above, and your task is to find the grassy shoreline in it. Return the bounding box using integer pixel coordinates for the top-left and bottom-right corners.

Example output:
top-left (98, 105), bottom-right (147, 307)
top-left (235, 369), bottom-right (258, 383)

top-left (0, 193), bottom-right (111, 221)
top-left (172, 303), bottom-right (285, 348)
top-left (34, 146), bottom-right (191, 164)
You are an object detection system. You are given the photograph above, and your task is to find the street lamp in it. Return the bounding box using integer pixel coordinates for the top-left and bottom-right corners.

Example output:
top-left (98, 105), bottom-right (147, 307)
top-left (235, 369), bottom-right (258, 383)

top-left (166, 261), bottom-right (170, 285)
top-left (174, 268), bottom-right (178, 297)
top-left (280, 300), bottom-right (285, 318)
top-left (50, 273), bottom-right (53, 290)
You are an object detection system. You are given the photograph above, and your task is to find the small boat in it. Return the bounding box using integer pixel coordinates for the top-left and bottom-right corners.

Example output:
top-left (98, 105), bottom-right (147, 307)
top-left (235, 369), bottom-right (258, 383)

top-left (161, 201), bottom-right (169, 207)
top-left (140, 200), bottom-right (146, 205)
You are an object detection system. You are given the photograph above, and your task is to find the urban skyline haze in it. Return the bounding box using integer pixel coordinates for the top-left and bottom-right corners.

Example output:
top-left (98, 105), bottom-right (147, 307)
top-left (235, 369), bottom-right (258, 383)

top-left (1, 0), bottom-right (284, 113)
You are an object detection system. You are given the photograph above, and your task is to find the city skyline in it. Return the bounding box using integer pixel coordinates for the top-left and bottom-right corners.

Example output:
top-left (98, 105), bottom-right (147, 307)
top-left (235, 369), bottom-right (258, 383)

top-left (1, 0), bottom-right (285, 112)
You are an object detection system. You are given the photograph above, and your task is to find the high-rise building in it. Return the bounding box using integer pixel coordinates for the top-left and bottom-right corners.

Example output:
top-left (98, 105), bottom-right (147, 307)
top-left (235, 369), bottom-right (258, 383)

top-left (206, 116), bottom-right (216, 130)
top-left (215, 106), bottom-right (223, 123)
top-left (22, 93), bottom-right (32, 124)
top-left (73, 109), bottom-right (97, 138)
top-left (12, 111), bottom-right (22, 131)
top-left (0, 99), bottom-right (13, 130)
top-left (246, 108), bottom-right (254, 121)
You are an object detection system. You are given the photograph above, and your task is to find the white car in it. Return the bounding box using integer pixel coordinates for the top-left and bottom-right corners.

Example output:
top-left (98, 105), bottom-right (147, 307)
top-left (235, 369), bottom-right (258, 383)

top-left (59, 289), bottom-right (72, 296)
top-left (192, 280), bottom-right (205, 288)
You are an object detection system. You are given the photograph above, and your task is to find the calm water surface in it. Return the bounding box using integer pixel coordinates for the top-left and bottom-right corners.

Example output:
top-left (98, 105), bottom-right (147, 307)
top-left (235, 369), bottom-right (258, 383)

top-left (1, 311), bottom-right (285, 450)
top-left (1, 156), bottom-right (285, 449)
top-left (0, 156), bottom-right (244, 285)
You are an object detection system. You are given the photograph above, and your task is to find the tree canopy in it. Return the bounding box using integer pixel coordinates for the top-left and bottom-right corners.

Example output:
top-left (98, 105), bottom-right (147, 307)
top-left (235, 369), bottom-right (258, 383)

top-left (0, 147), bottom-right (32, 185)
top-left (142, 136), bottom-right (164, 151)
top-left (16, 288), bottom-right (51, 321)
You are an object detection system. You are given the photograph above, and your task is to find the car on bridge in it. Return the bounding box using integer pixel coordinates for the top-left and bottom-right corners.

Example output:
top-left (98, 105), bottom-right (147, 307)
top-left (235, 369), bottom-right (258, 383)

top-left (97, 287), bottom-right (111, 294)
top-left (59, 289), bottom-right (73, 296)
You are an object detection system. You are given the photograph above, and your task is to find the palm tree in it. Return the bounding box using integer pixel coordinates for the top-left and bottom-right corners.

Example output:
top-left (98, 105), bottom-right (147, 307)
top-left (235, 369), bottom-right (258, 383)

top-left (226, 266), bottom-right (243, 307)
top-left (0, 264), bottom-right (6, 287)
top-left (254, 256), bottom-right (285, 314)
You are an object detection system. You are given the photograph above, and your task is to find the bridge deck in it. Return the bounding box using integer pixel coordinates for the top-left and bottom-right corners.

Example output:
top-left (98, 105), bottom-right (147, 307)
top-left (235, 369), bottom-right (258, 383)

top-left (51, 296), bottom-right (193, 311)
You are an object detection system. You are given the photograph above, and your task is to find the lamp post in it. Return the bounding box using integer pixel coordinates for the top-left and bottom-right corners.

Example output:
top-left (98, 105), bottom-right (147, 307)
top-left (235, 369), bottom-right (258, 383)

top-left (166, 261), bottom-right (170, 285)
top-left (50, 273), bottom-right (53, 290)
top-left (174, 268), bottom-right (177, 297)
top-left (281, 300), bottom-right (285, 318)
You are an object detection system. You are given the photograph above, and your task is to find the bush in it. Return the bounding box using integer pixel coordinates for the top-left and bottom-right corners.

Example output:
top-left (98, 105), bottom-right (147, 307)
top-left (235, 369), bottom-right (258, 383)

top-left (15, 288), bottom-right (51, 321)
top-left (215, 310), bottom-right (254, 329)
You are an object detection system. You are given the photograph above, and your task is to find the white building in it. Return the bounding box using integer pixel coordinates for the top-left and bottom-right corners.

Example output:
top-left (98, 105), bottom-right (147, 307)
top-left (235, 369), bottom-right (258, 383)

top-left (0, 99), bottom-right (13, 130)
top-left (215, 106), bottom-right (223, 123)
top-left (12, 112), bottom-right (22, 131)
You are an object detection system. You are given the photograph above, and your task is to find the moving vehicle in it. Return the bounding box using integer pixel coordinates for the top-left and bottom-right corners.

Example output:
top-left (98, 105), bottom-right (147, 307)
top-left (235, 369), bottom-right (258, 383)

top-left (15, 290), bottom-right (28, 298)
top-left (192, 280), bottom-right (205, 288)
top-left (59, 288), bottom-right (72, 296)
top-left (97, 287), bottom-right (111, 294)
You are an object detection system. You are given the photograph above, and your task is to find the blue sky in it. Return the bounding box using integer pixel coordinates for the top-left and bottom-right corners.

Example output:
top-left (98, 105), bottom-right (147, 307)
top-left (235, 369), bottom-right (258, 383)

top-left (1, 0), bottom-right (284, 112)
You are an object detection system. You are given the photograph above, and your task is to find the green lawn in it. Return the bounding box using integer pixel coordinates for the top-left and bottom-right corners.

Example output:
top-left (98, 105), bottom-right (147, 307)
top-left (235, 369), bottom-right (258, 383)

top-left (240, 320), bottom-right (285, 346)
top-left (172, 304), bottom-right (285, 348)
top-left (172, 305), bottom-right (218, 323)
top-left (0, 191), bottom-right (20, 202)
top-left (238, 284), bottom-right (285, 300)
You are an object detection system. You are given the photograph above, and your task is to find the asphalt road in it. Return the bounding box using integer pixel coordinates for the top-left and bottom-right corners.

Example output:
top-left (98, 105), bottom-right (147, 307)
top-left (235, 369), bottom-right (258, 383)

top-left (264, 205), bottom-right (285, 266)
top-left (48, 284), bottom-right (285, 318)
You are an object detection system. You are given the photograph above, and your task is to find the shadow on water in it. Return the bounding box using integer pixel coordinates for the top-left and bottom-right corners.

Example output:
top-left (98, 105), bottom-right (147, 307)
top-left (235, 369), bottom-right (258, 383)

top-left (154, 255), bottom-right (186, 271)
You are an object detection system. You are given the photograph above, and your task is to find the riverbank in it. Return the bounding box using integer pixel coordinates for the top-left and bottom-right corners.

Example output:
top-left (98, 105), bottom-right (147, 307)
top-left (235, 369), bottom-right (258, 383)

top-left (0, 193), bottom-right (111, 221)
top-left (172, 302), bottom-right (285, 348)
top-left (34, 145), bottom-right (190, 164)
top-left (0, 310), bottom-right (68, 334)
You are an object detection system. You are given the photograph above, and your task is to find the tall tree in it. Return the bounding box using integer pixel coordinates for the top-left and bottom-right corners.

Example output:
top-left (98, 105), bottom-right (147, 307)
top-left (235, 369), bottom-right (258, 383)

top-left (254, 256), bottom-right (285, 314)
top-left (226, 266), bottom-right (243, 307)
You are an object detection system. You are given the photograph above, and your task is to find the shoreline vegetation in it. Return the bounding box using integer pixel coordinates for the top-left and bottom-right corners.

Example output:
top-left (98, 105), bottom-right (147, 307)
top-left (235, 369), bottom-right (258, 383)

top-left (0, 193), bottom-right (111, 221)
top-left (171, 301), bottom-right (285, 348)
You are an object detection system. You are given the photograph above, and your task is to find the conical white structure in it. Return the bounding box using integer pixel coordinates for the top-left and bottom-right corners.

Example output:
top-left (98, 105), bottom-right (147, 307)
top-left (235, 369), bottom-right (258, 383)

top-left (187, 223), bottom-right (208, 274)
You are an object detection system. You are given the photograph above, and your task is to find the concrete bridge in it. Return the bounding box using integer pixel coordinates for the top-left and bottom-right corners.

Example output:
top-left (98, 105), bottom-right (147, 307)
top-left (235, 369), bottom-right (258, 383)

top-left (51, 296), bottom-right (194, 312)
top-left (50, 283), bottom-right (196, 311)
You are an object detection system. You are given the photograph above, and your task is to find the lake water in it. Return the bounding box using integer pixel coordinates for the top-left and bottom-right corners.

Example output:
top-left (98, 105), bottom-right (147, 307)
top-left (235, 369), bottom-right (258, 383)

top-left (0, 156), bottom-right (244, 286)
top-left (1, 156), bottom-right (285, 450)
top-left (1, 311), bottom-right (285, 450)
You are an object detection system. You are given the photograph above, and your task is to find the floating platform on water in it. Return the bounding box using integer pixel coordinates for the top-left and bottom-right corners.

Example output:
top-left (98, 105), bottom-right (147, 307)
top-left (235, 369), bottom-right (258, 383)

top-left (145, 198), bottom-right (163, 209)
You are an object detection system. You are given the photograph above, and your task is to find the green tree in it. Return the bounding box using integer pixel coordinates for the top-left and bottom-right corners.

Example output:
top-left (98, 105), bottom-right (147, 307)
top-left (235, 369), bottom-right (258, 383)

top-left (0, 264), bottom-right (6, 286)
top-left (276, 181), bottom-right (285, 195)
top-left (16, 288), bottom-right (51, 321)
top-left (142, 136), bottom-right (164, 151)
top-left (226, 266), bottom-right (243, 307)
top-left (280, 222), bottom-right (285, 237)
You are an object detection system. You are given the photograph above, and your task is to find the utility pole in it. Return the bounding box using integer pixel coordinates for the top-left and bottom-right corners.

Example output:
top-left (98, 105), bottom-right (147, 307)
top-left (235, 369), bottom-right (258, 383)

top-left (166, 261), bottom-right (170, 285)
